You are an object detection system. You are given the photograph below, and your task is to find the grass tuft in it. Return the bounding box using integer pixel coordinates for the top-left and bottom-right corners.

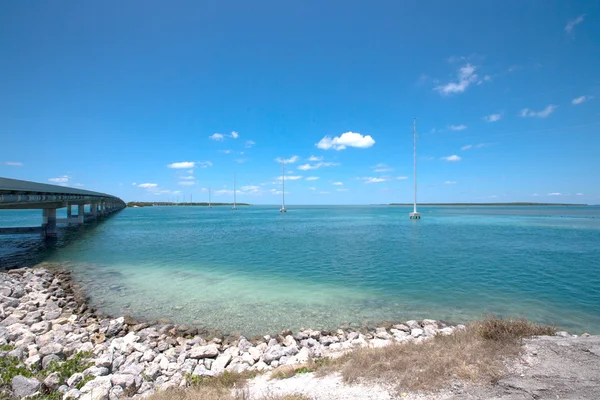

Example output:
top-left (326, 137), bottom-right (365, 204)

top-left (184, 370), bottom-right (258, 390)
top-left (0, 356), bottom-right (33, 386)
top-left (474, 315), bottom-right (555, 342)
top-left (44, 350), bottom-right (94, 386)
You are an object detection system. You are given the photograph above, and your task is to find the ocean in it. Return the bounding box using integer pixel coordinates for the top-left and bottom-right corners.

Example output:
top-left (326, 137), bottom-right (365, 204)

top-left (1, 205), bottom-right (599, 336)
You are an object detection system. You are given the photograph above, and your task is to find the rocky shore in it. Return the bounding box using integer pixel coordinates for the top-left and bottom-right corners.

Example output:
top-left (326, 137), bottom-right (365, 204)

top-left (3, 267), bottom-right (588, 400)
top-left (0, 267), bottom-right (472, 399)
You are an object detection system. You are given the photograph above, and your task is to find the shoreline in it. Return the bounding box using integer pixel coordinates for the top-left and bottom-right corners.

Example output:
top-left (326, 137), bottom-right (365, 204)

top-left (1, 266), bottom-right (591, 399)
top-left (0, 266), bottom-right (472, 398)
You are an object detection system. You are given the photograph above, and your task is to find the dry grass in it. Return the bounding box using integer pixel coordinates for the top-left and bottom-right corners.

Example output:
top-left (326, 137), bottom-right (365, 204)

top-left (148, 370), bottom-right (310, 400)
top-left (474, 315), bottom-right (555, 342)
top-left (321, 316), bottom-right (555, 392)
top-left (148, 386), bottom-right (309, 400)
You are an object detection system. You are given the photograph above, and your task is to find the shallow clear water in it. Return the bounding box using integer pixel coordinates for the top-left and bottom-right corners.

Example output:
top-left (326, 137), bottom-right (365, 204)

top-left (1, 205), bottom-right (599, 335)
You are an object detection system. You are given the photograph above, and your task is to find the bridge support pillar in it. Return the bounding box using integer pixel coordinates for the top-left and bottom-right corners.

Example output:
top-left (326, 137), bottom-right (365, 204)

top-left (91, 202), bottom-right (98, 219)
top-left (42, 208), bottom-right (57, 237)
top-left (77, 204), bottom-right (85, 224)
top-left (67, 204), bottom-right (72, 219)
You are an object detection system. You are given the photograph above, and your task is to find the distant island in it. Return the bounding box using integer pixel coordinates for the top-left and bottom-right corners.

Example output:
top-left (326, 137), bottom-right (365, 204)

top-left (126, 201), bottom-right (251, 207)
top-left (389, 202), bottom-right (587, 206)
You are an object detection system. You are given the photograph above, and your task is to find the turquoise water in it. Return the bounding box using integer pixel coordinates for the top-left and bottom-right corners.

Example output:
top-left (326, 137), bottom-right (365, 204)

top-left (1, 205), bottom-right (599, 335)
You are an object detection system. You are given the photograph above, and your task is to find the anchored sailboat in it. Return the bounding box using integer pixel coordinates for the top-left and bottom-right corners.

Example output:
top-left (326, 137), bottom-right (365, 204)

top-left (232, 174), bottom-right (237, 210)
top-left (409, 118), bottom-right (421, 220)
top-left (208, 186), bottom-right (212, 208)
top-left (280, 161), bottom-right (286, 213)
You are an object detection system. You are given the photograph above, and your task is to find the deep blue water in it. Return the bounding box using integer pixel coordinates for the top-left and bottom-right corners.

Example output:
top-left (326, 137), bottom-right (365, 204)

top-left (1, 205), bottom-right (599, 335)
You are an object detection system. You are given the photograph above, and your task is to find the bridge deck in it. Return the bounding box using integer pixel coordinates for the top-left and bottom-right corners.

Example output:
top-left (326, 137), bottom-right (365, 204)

top-left (0, 177), bottom-right (125, 237)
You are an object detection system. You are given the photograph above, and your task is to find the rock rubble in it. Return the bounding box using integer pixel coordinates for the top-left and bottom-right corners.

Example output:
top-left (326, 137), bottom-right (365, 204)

top-left (1, 267), bottom-right (471, 399)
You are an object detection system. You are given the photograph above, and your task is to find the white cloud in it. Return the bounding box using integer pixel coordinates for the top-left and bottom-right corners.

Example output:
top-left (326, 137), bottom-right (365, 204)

top-left (230, 131), bottom-right (239, 139)
top-left (3, 161), bottom-right (23, 166)
top-left (275, 155), bottom-right (299, 164)
top-left (373, 163), bottom-right (393, 172)
top-left (434, 63), bottom-right (479, 95)
top-left (483, 113), bottom-right (501, 122)
top-left (448, 124), bottom-right (467, 131)
top-left (198, 161), bottom-right (213, 168)
top-left (131, 182), bottom-right (137, 186)
top-left (520, 105), bottom-right (557, 118)
top-left (48, 175), bottom-right (70, 183)
top-left (477, 75), bottom-right (491, 85)
top-left (461, 143), bottom-right (488, 151)
top-left (396, 176), bottom-right (408, 180)
top-left (548, 192), bottom-right (562, 196)
top-left (209, 133), bottom-right (225, 141)
top-left (336, 188), bottom-right (349, 192)
top-left (297, 161), bottom-right (339, 170)
top-left (441, 155), bottom-right (462, 162)
top-left (565, 15), bottom-right (584, 34)
top-left (532, 194), bottom-right (540, 197)
top-left (572, 95), bottom-right (593, 105)
top-left (276, 175), bottom-right (302, 181)
top-left (180, 176), bottom-right (195, 180)
top-left (576, 193), bottom-right (584, 196)
top-left (71, 183), bottom-right (84, 187)
top-left (332, 182), bottom-right (343, 186)
top-left (444, 181), bottom-right (457, 185)
top-left (245, 140), bottom-right (256, 148)
top-left (240, 185), bottom-right (260, 193)
top-left (309, 187), bottom-right (316, 190)
top-left (138, 183), bottom-right (158, 189)
top-left (307, 155), bottom-right (323, 162)
top-left (306, 176), bottom-right (319, 181)
top-left (316, 132), bottom-right (375, 150)
top-left (364, 177), bottom-right (387, 183)
top-left (235, 159), bottom-right (247, 164)
top-left (168, 161), bottom-right (195, 169)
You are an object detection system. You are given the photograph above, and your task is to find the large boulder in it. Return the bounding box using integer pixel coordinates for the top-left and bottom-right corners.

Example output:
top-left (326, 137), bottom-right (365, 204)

top-left (39, 342), bottom-right (64, 357)
top-left (79, 376), bottom-right (112, 400)
top-left (106, 317), bottom-right (125, 337)
top-left (43, 372), bottom-right (61, 390)
top-left (212, 354), bottom-right (232, 372)
top-left (188, 344), bottom-right (219, 359)
top-left (12, 375), bottom-right (41, 398)
top-left (110, 374), bottom-right (137, 390)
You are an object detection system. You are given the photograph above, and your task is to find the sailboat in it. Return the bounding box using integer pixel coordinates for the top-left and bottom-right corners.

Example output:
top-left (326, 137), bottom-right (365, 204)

top-left (208, 186), bottom-right (212, 208)
top-left (409, 118), bottom-right (421, 220)
top-left (280, 161), bottom-right (286, 213)
top-left (232, 174), bottom-right (237, 210)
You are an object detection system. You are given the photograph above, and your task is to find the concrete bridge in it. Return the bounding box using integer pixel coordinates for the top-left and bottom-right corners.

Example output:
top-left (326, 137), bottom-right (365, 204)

top-left (0, 177), bottom-right (126, 237)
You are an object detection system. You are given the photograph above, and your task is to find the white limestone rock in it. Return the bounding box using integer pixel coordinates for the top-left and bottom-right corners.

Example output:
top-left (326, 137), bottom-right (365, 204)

top-left (188, 344), bottom-right (219, 359)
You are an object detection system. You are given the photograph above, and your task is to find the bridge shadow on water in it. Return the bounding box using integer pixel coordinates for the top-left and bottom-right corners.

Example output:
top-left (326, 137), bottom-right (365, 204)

top-left (0, 213), bottom-right (120, 270)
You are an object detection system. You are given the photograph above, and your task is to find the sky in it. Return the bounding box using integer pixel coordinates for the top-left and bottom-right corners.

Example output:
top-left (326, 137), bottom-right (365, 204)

top-left (1, 1), bottom-right (599, 205)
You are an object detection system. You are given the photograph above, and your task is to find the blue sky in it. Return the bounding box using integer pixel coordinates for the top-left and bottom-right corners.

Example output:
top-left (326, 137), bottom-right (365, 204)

top-left (1, 1), bottom-right (599, 204)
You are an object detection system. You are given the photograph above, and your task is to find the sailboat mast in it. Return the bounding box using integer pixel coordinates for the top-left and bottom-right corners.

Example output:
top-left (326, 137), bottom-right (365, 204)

top-left (282, 161), bottom-right (285, 209)
top-left (413, 118), bottom-right (417, 214)
top-left (209, 186), bottom-right (211, 207)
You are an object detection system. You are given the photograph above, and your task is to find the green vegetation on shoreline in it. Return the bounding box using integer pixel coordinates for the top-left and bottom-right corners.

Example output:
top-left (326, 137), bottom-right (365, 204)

top-left (126, 202), bottom-right (251, 207)
top-left (389, 202), bottom-right (587, 206)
